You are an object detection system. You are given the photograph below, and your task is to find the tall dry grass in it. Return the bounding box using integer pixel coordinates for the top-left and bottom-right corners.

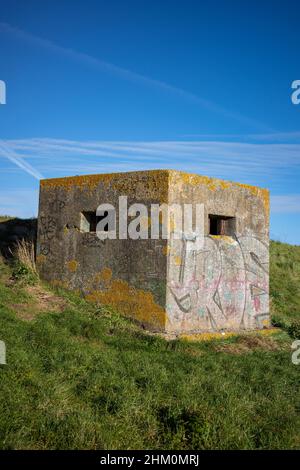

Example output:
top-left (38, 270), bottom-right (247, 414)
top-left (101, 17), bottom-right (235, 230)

top-left (12, 239), bottom-right (38, 277)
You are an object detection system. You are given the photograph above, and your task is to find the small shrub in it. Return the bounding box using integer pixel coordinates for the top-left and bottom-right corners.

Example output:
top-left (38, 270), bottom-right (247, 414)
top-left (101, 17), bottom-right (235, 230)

top-left (271, 314), bottom-right (287, 330)
top-left (11, 239), bottom-right (38, 284)
top-left (12, 261), bottom-right (37, 285)
top-left (287, 320), bottom-right (300, 339)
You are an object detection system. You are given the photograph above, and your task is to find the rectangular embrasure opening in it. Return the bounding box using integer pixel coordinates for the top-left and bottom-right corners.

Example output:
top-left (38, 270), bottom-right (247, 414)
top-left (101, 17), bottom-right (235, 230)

top-left (209, 214), bottom-right (236, 236)
top-left (80, 211), bottom-right (109, 232)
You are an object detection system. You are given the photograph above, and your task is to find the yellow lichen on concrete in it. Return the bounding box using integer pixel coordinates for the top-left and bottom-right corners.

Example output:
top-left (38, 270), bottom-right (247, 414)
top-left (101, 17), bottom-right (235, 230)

top-left (256, 327), bottom-right (278, 336)
top-left (180, 331), bottom-right (236, 342)
top-left (180, 328), bottom-right (279, 342)
top-left (85, 277), bottom-right (166, 330)
top-left (98, 267), bottom-right (113, 285)
top-left (162, 245), bottom-right (170, 256)
top-left (112, 170), bottom-right (169, 202)
top-left (170, 170), bottom-right (269, 218)
top-left (238, 184), bottom-right (270, 218)
top-left (174, 255), bottom-right (182, 266)
top-left (40, 173), bottom-right (116, 191)
top-left (210, 235), bottom-right (237, 244)
top-left (173, 171), bottom-right (218, 191)
top-left (40, 169), bottom-right (169, 202)
top-left (40, 169), bottom-right (269, 219)
top-left (66, 260), bottom-right (78, 273)
top-left (87, 268), bottom-right (113, 291)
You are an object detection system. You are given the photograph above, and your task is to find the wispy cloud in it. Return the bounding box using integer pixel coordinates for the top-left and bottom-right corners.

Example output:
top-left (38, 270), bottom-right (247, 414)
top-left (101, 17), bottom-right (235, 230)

top-left (1, 137), bottom-right (300, 216)
top-left (0, 140), bottom-right (43, 180)
top-left (271, 195), bottom-right (300, 213)
top-left (4, 137), bottom-right (300, 180)
top-left (0, 21), bottom-right (273, 132)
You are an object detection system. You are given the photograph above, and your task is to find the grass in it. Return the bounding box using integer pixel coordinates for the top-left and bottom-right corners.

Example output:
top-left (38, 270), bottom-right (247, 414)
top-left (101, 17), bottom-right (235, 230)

top-left (270, 241), bottom-right (300, 337)
top-left (0, 237), bottom-right (299, 449)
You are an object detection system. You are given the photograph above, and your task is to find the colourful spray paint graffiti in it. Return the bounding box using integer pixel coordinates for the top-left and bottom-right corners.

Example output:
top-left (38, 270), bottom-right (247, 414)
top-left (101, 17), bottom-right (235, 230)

top-left (166, 233), bottom-right (269, 332)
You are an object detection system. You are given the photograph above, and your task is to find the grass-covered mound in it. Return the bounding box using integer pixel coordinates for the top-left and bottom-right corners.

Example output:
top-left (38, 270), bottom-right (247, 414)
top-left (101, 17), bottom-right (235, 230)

top-left (0, 232), bottom-right (299, 449)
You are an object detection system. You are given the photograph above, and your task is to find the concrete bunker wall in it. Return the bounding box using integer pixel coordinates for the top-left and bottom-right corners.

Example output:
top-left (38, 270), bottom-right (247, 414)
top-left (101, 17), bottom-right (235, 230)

top-left (37, 169), bottom-right (270, 334)
top-left (37, 170), bottom-right (169, 331)
top-left (165, 171), bottom-right (269, 333)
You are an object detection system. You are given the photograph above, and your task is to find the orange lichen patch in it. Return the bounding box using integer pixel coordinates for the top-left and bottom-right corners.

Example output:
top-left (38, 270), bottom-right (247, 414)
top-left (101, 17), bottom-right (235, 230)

top-left (41, 170), bottom-right (169, 202)
top-left (170, 169), bottom-right (239, 192)
top-left (173, 171), bottom-right (219, 191)
top-left (86, 278), bottom-right (166, 330)
top-left (36, 254), bottom-right (46, 265)
top-left (40, 173), bottom-right (116, 191)
top-left (93, 272), bottom-right (102, 284)
top-left (219, 179), bottom-right (232, 190)
top-left (112, 170), bottom-right (169, 202)
top-left (98, 267), bottom-right (112, 285)
top-left (41, 169), bottom-right (269, 218)
top-left (41, 169), bottom-right (269, 221)
top-left (66, 260), bottom-right (78, 273)
top-left (170, 170), bottom-right (269, 217)
top-left (240, 185), bottom-right (270, 218)
top-left (91, 268), bottom-right (113, 289)
top-left (172, 169), bottom-right (267, 194)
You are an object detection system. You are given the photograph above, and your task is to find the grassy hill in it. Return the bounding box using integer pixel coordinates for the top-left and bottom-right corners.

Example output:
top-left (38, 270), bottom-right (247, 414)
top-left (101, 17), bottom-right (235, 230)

top-left (270, 240), bottom-right (300, 337)
top-left (0, 223), bottom-right (299, 449)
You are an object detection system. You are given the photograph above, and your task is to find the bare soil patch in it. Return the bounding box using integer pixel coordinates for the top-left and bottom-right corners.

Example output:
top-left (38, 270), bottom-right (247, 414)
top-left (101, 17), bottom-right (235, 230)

top-left (214, 334), bottom-right (285, 355)
top-left (11, 284), bottom-right (67, 320)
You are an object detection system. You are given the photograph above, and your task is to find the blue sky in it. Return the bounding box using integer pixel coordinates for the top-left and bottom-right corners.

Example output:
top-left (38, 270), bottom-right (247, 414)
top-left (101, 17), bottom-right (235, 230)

top-left (0, 0), bottom-right (300, 244)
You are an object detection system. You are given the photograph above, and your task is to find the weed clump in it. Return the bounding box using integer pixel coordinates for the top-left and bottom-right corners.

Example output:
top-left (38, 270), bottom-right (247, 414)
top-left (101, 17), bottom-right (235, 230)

top-left (11, 239), bottom-right (38, 285)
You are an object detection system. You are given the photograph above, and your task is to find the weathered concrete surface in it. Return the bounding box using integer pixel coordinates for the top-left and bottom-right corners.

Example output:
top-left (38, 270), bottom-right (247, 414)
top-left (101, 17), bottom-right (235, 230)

top-left (37, 170), bottom-right (169, 331)
top-left (37, 169), bottom-right (269, 333)
top-left (166, 171), bottom-right (269, 333)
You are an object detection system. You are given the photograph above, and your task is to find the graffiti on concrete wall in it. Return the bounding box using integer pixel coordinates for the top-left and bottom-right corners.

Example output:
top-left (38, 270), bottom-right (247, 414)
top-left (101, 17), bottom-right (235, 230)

top-left (38, 197), bottom-right (66, 256)
top-left (167, 232), bottom-right (269, 332)
top-left (38, 215), bottom-right (57, 256)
